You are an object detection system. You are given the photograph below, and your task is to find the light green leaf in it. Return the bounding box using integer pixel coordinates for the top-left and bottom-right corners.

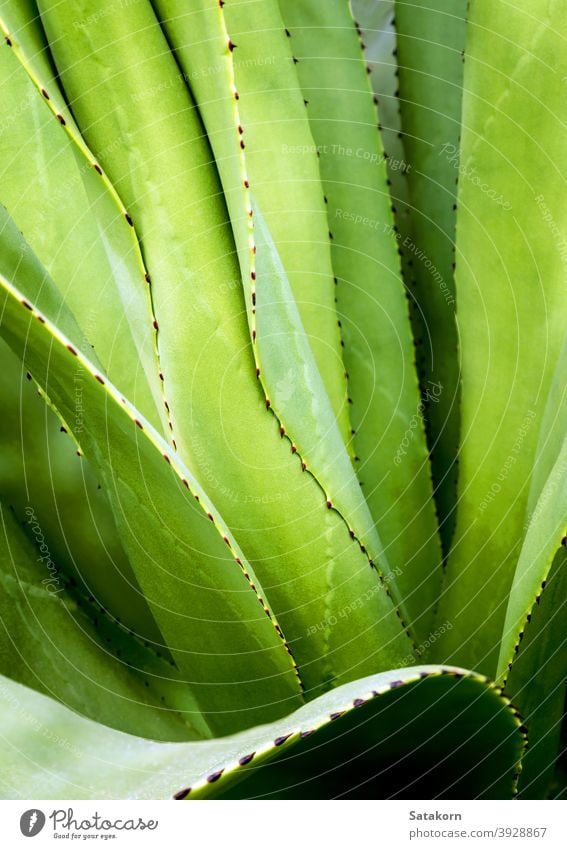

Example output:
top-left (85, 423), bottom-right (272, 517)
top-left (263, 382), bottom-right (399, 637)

top-left (497, 437), bottom-right (567, 683)
top-left (277, 0), bottom-right (442, 643)
top-left (504, 547), bottom-right (567, 799)
top-left (353, 0), bottom-right (413, 267)
top-left (0, 666), bottom-right (524, 799)
top-left (437, 0), bottom-right (567, 675)
top-left (0, 338), bottom-right (165, 645)
top-left (152, 0), bottom-right (393, 570)
top-left (394, 0), bottom-right (467, 552)
top-left (497, 336), bottom-right (567, 683)
top-left (0, 0), bottom-right (53, 84)
top-left (0, 205), bottom-right (304, 734)
top-left (34, 0), bottom-right (414, 690)
top-left (0, 504), bottom-right (209, 742)
top-left (153, 0), bottom-right (351, 445)
top-left (0, 4), bottom-right (167, 433)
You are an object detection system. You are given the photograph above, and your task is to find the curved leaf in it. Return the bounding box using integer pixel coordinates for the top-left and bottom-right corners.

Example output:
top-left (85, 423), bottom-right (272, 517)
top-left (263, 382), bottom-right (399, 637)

top-left (394, 0), bottom-right (467, 551)
top-left (0, 666), bottom-right (524, 799)
top-left (0, 4), bottom-right (168, 434)
top-left (0, 338), bottom-right (165, 645)
top-left (150, 0), bottom-right (402, 574)
top-left (497, 334), bottom-right (567, 683)
top-left (0, 504), bottom-right (209, 742)
top-left (277, 0), bottom-right (442, 644)
top-left (0, 205), bottom-right (304, 734)
top-left (437, 0), bottom-right (567, 675)
top-left (354, 0), bottom-right (413, 264)
top-left (152, 0), bottom-right (350, 445)
top-left (497, 436), bottom-right (567, 683)
top-left (504, 547), bottom-right (567, 799)
top-left (33, 0), bottom-right (414, 690)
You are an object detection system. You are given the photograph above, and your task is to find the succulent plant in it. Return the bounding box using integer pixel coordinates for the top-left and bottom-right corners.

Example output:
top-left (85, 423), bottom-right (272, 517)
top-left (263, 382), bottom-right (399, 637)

top-left (0, 0), bottom-right (564, 800)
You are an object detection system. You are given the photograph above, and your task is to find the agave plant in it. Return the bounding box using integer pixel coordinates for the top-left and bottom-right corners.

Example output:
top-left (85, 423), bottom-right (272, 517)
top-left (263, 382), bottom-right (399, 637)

top-left (0, 0), bottom-right (565, 800)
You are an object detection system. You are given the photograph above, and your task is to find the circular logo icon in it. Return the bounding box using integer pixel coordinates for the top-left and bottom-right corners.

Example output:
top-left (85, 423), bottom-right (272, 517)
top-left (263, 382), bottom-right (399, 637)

top-left (19, 809), bottom-right (46, 837)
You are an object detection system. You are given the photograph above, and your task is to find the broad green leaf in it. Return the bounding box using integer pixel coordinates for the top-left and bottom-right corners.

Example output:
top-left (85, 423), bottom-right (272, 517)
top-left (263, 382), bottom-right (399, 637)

top-left (0, 338), bottom-right (165, 645)
top-left (497, 436), bottom-right (567, 683)
top-left (0, 0), bottom-right (52, 82)
top-left (496, 337), bottom-right (567, 684)
top-left (0, 666), bottom-right (524, 799)
top-left (0, 503), bottom-right (209, 742)
top-left (354, 0), bottom-right (413, 266)
top-left (0, 206), bottom-right (304, 734)
top-left (527, 335), bottom-right (567, 517)
top-left (34, 0), bottom-right (414, 688)
top-left (277, 0), bottom-right (442, 643)
top-left (154, 0), bottom-right (416, 643)
top-left (504, 547), bottom-right (567, 799)
top-left (251, 203), bottom-right (391, 560)
top-left (352, 1), bottom-right (403, 179)
top-left (153, 0), bottom-right (351, 446)
top-left (0, 4), bottom-right (167, 434)
top-left (394, 0), bottom-right (467, 553)
top-left (504, 341), bottom-right (567, 797)
top-left (437, 0), bottom-right (567, 676)
top-left (153, 0), bottom-right (373, 520)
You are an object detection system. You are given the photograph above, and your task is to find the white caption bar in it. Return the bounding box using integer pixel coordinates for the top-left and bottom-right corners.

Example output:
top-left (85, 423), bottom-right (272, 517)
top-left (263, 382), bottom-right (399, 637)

top-left (1, 799), bottom-right (565, 848)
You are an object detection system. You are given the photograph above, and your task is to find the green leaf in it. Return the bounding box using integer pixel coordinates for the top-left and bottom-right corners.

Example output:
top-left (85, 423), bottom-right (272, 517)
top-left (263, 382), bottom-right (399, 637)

top-left (504, 547), bottom-right (567, 799)
top-left (152, 0), bottom-right (351, 445)
top-left (353, 0), bottom-right (413, 267)
top-left (152, 0), bottom-right (367, 525)
top-left (0, 4), bottom-right (167, 433)
top-left (497, 438), bottom-right (567, 684)
top-left (394, 0), bottom-right (467, 553)
top-left (277, 0), bottom-right (442, 644)
top-left (0, 204), bottom-right (304, 734)
top-left (437, 0), bottom-right (567, 675)
top-left (0, 338), bottom-right (165, 645)
top-left (153, 0), bottom-right (417, 644)
top-left (527, 336), bottom-right (567, 518)
top-left (33, 0), bottom-right (414, 690)
top-left (251, 202), bottom-right (388, 562)
top-left (0, 503), bottom-right (209, 741)
top-left (0, 666), bottom-right (524, 799)
top-left (497, 335), bottom-right (567, 684)
top-left (0, 0), bottom-right (54, 83)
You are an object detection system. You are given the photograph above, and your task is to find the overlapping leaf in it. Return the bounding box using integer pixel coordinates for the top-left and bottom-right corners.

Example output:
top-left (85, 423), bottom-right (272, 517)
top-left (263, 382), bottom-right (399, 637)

top-left (0, 667), bottom-right (524, 800)
top-left (0, 205), bottom-right (304, 734)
